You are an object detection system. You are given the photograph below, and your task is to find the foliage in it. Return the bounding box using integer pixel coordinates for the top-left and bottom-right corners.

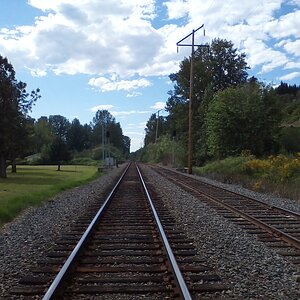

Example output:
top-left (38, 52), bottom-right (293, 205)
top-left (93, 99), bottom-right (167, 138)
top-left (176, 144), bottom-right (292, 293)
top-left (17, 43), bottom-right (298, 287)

top-left (0, 55), bottom-right (40, 177)
top-left (194, 155), bottom-right (252, 176)
top-left (67, 118), bottom-right (90, 151)
top-left (42, 137), bottom-right (71, 170)
top-left (209, 38), bottom-right (249, 92)
top-left (139, 135), bottom-right (186, 167)
top-left (144, 113), bottom-right (168, 146)
top-left (70, 157), bottom-right (99, 166)
top-left (242, 154), bottom-right (300, 183)
top-left (49, 115), bottom-right (70, 140)
top-left (279, 127), bottom-right (300, 153)
top-left (32, 117), bottom-right (54, 153)
top-left (28, 110), bottom-right (130, 167)
top-left (0, 165), bottom-right (100, 226)
top-left (206, 83), bottom-right (281, 158)
top-left (70, 144), bottom-right (125, 166)
top-left (275, 82), bottom-right (300, 97)
top-left (194, 154), bottom-right (300, 200)
top-left (163, 38), bottom-right (249, 165)
top-left (92, 109), bottom-right (130, 155)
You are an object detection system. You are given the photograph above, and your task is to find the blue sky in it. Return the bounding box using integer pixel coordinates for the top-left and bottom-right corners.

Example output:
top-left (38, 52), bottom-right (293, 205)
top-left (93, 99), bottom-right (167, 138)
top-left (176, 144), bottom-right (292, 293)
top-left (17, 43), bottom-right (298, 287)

top-left (0, 0), bottom-right (299, 151)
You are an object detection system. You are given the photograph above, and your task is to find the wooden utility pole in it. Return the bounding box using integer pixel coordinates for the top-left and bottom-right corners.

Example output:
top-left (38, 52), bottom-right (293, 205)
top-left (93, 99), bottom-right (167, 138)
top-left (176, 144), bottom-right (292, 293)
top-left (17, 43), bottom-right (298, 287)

top-left (177, 24), bottom-right (205, 174)
top-left (155, 109), bottom-right (163, 143)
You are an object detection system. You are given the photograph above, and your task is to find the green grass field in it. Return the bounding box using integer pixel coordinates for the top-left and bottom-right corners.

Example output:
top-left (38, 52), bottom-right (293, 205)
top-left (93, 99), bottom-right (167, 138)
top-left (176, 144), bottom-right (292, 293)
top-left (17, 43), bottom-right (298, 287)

top-left (0, 165), bottom-right (100, 226)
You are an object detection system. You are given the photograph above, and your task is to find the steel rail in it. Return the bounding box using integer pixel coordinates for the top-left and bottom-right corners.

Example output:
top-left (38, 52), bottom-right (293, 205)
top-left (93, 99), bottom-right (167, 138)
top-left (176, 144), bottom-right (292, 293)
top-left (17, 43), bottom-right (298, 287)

top-left (166, 174), bottom-right (300, 251)
top-left (155, 165), bottom-right (300, 219)
top-left (136, 163), bottom-right (192, 300)
top-left (42, 163), bottom-right (131, 300)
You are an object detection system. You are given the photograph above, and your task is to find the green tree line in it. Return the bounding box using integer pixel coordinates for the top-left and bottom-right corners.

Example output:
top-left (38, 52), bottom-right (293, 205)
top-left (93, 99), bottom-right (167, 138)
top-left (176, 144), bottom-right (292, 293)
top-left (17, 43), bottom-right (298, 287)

top-left (140, 38), bottom-right (300, 166)
top-left (0, 55), bottom-right (130, 178)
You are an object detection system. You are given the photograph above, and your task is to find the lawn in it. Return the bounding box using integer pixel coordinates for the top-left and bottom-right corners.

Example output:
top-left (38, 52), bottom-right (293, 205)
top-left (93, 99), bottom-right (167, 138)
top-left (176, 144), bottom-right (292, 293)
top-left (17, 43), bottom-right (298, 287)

top-left (0, 165), bottom-right (100, 226)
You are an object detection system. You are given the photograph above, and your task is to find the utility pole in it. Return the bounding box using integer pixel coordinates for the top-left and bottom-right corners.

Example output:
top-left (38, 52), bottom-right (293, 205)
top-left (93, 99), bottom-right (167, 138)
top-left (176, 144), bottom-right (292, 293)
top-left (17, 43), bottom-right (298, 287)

top-left (177, 24), bottom-right (206, 174)
top-left (155, 109), bottom-right (163, 143)
top-left (102, 124), bottom-right (104, 162)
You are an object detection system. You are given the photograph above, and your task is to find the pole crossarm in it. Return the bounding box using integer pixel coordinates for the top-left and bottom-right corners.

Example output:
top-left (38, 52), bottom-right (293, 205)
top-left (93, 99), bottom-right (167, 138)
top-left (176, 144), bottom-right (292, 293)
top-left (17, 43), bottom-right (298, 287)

top-left (176, 24), bottom-right (204, 46)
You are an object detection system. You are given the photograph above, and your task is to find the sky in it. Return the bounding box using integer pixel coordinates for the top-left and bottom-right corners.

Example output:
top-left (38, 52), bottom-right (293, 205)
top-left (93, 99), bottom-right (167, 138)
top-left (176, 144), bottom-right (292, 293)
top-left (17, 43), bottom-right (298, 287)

top-left (0, 0), bottom-right (299, 151)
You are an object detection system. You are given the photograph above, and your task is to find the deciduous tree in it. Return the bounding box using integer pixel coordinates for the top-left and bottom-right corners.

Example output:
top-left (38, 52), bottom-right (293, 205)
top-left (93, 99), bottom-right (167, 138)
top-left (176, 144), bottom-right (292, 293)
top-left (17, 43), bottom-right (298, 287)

top-left (0, 55), bottom-right (40, 178)
top-left (206, 83), bottom-right (281, 158)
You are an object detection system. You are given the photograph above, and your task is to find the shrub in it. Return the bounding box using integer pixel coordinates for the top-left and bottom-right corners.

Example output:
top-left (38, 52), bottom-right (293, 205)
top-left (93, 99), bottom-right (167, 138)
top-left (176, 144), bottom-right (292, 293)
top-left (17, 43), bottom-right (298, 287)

top-left (243, 154), bottom-right (300, 183)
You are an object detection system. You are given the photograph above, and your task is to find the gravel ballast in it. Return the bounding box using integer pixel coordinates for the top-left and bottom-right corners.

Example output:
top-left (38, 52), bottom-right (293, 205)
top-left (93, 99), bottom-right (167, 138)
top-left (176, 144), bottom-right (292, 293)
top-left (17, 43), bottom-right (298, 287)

top-left (1, 163), bottom-right (300, 299)
top-left (141, 165), bottom-right (300, 299)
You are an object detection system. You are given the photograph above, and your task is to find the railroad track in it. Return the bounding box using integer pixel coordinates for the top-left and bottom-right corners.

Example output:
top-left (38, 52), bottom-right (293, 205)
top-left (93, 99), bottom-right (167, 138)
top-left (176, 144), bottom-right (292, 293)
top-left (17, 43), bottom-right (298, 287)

top-left (10, 163), bottom-right (226, 299)
top-left (151, 165), bottom-right (300, 267)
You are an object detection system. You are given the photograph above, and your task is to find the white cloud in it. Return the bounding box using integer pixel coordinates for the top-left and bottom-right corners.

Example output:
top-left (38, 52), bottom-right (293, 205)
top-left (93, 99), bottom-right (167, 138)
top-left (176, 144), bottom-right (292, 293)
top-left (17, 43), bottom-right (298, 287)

top-left (126, 91), bottom-right (142, 98)
top-left (88, 77), bottom-right (151, 92)
top-left (150, 102), bottom-right (165, 110)
top-left (111, 110), bottom-right (151, 116)
top-left (91, 104), bottom-right (114, 112)
top-left (1, 0), bottom-right (162, 77)
top-left (279, 71), bottom-right (300, 81)
top-left (265, 10), bottom-right (300, 39)
top-left (284, 61), bottom-right (300, 69)
top-left (283, 40), bottom-right (300, 57)
top-left (0, 0), bottom-right (299, 85)
top-left (243, 38), bottom-right (289, 72)
top-left (164, 0), bottom-right (189, 19)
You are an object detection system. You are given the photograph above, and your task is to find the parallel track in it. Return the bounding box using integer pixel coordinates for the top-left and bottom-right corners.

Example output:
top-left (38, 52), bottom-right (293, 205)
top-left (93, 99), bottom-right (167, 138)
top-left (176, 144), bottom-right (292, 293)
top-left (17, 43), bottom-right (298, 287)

top-left (151, 165), bottom-right (300, 266)
top-left (11, 163), bottom-right (226, 299)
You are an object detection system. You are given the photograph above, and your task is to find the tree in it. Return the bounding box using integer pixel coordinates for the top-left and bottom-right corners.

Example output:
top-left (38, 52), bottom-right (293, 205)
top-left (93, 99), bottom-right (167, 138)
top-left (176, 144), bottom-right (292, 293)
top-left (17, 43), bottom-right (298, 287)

top-left (165, 38), bottom-right (249, 164)
top-left (144, 113), bottom-right (167, 146)
top-left (92, 110), bottom-right (116, 146)
top-left (209, 39), bottom-right (248, 91)
top-left (92, 110), bottom-right (129, 154)
top-left (206, 83), bottom-right (281, 158)
top-left (144, 114), bottom-right (157, 145)
top-left (48, 137), bottom-right (71, 171)
top-left (0, 55), bottom-right (40, 178)
top-left (49, 115), bottom-right (70, 140)
top-left (122, 136), bottom-right (131, 157)
top-left (67, 118), bottom-right (87, 152)
top-left (9, 116), bottom-right (35, 172)
top-left (33, 117), bottom-right (54, 153)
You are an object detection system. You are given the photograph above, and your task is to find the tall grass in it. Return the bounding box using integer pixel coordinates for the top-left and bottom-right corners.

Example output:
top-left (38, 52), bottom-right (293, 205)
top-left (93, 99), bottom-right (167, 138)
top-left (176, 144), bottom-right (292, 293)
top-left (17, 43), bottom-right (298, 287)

top-left (0, 165), bottom-right (100, 226)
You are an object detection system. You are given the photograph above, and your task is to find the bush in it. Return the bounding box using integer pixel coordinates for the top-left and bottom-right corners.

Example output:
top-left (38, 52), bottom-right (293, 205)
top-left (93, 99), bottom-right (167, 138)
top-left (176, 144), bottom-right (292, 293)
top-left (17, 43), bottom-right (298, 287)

top-left (242, 154), bottom-right (300, 183)
top-left (279, 127), bottom-right (300, 153)
top-left (70, 157), bottom-right (99, 166)
top-left (139, 135), bottom-right (186, 167)
top-left (195, 155), bottom-right (252, 176)
top-left (194, 154), bottom-right (300, 200)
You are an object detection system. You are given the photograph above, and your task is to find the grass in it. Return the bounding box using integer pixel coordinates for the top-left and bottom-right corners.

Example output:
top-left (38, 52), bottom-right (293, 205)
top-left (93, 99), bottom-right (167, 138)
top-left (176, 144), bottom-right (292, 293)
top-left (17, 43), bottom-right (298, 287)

top-left (0, 165), bottom-right (101, 226)
top-left (194, 155), bottom-right (300, 201)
